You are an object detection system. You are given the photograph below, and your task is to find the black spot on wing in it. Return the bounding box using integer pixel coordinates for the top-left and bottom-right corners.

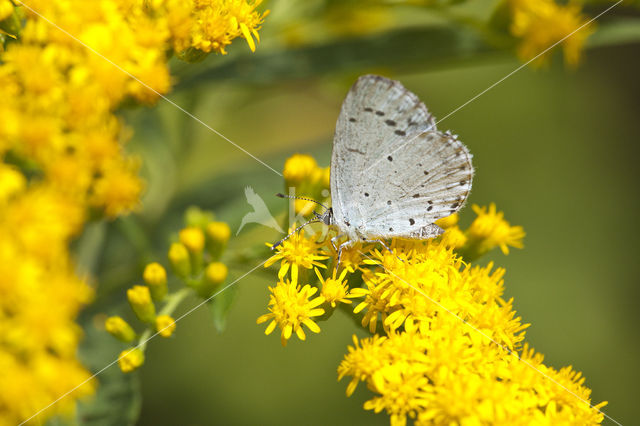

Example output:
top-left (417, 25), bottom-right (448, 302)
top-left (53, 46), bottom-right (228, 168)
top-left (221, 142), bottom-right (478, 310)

top-left (409, 218), bottom-right (415, 225)
top-left (394, 130), bottom-right (406, 136)
top-left (385, 119), bottom-right (396, 127)
top-left (387, 156), bottom-right (393, 162)
top-left (375, 111), bottom-right (385, 116)
top-left (349, 117), bottom-right (356, 123)
top-left (346, 147), bottom-right (365, 155)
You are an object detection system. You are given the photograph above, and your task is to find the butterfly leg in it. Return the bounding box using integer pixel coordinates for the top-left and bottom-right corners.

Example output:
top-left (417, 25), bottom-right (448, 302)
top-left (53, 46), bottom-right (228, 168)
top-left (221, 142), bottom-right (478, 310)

top-left (335, 239), bottom-right (353, 271)
top-left (330, 234), bottom-right (344, 253)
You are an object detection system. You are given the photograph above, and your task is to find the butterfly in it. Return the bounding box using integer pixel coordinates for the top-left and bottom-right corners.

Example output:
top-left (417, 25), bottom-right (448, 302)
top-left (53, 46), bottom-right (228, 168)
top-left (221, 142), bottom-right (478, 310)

top-left (274, 75), bottom-right (474, 264)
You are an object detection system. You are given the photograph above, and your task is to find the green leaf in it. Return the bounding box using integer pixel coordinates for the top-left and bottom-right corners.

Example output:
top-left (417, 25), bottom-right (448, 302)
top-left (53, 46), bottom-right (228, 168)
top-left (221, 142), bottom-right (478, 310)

top-left (173, 25), bottom-right (494, 89)
top-left (208, 283), bottom-right (239, 333)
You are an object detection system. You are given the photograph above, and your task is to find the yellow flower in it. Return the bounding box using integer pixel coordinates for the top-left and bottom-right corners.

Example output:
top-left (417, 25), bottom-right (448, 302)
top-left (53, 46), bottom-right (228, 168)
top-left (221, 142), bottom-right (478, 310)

top-left (439, 225), bottom-right (467, 249)
top-left (508, 0), bottom-right (593, 67)
top-left (256, 279), bottom-right (325, 346)
top-left (118, 348), bottom-right (145, 373)
top-left (435, 212), bottom-right (458, 229)
top-left (197, 261), bottom-right (228, 297)
top-left (324, 4), bottom-right (393, 37)
top-left (206, 221), bottom-right (231, 243)
top-left (265, 226), bottom-right (328, 285)
top-left (168, 242), bottom-right (191, 278)
top-left (155, 315), bottom-right (176, 338)
top-left (143, 262), bottom-right (168, 301)
top-left (315, 267), bottom-right (356, 308)
top-left (466, 203), bottom-right (525, 256)
top-left (91, 160), bottom-right (144, 217)
top-left (188, 0), bottom-right (269, 54)
top-left (266, 155), bottom-right (604, 424)
top-left (0, 164), bottom-right (26, 203)
top-left (0, 0), bottom-right (14, 21)
top-left (179, 226), bottom-right (206, 253)
top-left (127, 285), bottom-right (156, 324)
top-left (283, 153), bottom-right (318, 185)
top-left (105, 316), bottom-right (136, 342)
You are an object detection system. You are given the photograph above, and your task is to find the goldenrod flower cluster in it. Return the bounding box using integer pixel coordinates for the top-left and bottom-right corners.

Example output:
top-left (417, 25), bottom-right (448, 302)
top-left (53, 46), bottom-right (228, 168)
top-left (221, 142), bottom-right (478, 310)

top-left (259, 155), bottom-right (606, 424)
top-left (0, 1), bottom-right (265, 422)
top-left (282, 153), bottom-right (330, 215)
top-left (506, 0), bottom-right (593, 67)
top-left (106, 208), bottom-right (231, 373)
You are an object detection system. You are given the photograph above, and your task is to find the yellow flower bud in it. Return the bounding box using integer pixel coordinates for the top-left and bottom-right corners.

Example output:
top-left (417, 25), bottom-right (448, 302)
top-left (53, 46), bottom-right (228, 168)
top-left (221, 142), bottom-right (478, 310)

top-left (155, 315), bottom-right (176, 338)
top-left (206, 221), bottom-right (231, 260)
top-left (168, 242), bottom-right (191, 278)
top-left (206, 221), bottom-right (231, 244)
top-left (127, 285), bottom-right (156, 323)
top-left (105, 316), bottom-right (136, 343)
top-left (143, 262), bottom-right (168, 301)
top-left (184, 206), bottom-right (214, 228)
top-left (283, 154), bottom-right (317, 185)
top-left (197, 262), bottom-right (228, 298)
top-left (179, 227), bottom-right (205, 253)
top-left (206, 262), bottom-right (228, 285)
top-left (118, 348), bottom-right (145, 373)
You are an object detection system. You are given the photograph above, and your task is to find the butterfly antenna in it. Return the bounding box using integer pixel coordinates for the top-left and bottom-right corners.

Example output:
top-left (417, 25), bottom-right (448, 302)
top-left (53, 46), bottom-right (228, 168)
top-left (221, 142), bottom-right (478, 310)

top-left (270, 218), bottom-right (321, 250)
top-left (275, 193), bottom-right (329, 211)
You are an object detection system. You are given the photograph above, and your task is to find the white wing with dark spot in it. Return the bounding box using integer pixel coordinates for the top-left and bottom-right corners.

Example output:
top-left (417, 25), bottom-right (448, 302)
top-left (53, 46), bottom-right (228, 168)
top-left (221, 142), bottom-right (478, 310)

top-left (330, 75), bottom-right (473, 240)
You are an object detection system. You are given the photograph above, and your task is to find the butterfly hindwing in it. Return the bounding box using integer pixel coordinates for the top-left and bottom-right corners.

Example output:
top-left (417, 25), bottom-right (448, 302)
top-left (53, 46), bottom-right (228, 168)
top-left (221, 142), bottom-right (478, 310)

top-left (361, 130), bottom-right (473, 238)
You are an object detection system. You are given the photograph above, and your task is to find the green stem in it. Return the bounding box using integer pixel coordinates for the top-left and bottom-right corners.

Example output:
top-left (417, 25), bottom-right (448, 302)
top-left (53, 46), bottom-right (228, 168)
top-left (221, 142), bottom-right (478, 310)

top-left (138, 288), bottom-right (191, 351)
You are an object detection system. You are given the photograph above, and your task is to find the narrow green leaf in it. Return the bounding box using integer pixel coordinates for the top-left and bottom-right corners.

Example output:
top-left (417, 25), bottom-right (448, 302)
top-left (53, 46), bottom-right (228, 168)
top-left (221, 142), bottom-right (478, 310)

top-left (208, 283), bottom-right (239, 333)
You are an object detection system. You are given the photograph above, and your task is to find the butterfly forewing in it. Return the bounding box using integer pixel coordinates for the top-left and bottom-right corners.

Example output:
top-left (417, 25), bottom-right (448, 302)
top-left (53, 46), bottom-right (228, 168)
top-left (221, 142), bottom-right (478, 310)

top-left (331, 75), bottom-right (438, 237)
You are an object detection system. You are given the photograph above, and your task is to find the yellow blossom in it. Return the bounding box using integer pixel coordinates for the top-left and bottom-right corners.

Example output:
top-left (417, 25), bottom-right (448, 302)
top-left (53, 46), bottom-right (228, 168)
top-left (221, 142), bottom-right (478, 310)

top-left (264, 155), bottom-right (603, 424)
top-left (283, 153), bottom-right (318, 185)
top-left (256, 279), bottom-right (325, 346)
top-left (105, 316), bottom-right (136, 342)
top-left (206, 221), bottom-right (231, 243)
top-left (198, 261), bottom-right (228, 297)
top-left (118, 348), bottom-right (145, 373)
top-left (508, 0), bottom-right (594, 67)
top-left (179, 226), bottom-right (206, 253)
top-left (0, 0), bottom-right (267, 423)
top-left (155, 315), bottom-right (176, 338)
top-left (143, 262), bottom-right (168, 301)
top-left (168, 242), bottom-right (191, 278)
top-left (465, 203), bottom-right (525, 256)
top-left (265, 226), bottom-right (328, 285)
top-left (127, 285), bottom-right (156, 323)
top-left (315, 267), bottom-right (356, 308)
top-left (435, 212), bottom-right (458, 229)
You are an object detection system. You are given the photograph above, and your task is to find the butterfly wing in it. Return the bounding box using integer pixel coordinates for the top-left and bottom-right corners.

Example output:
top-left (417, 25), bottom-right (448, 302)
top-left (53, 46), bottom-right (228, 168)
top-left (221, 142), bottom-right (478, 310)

top-left (331, 75), bottom-right (436, 237)
top-left (362, 130), bottom-right (473, 239)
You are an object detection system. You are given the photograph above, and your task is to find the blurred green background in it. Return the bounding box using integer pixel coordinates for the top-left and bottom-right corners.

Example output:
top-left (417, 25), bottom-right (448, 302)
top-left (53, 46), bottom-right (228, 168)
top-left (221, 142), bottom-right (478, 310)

top-left (78, 6), bottom-right (640, 426)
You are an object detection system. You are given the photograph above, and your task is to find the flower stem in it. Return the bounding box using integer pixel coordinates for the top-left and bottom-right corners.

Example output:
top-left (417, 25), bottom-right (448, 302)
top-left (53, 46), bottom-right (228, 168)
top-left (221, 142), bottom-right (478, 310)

top-left (138, 287), bottom-right (190, 351)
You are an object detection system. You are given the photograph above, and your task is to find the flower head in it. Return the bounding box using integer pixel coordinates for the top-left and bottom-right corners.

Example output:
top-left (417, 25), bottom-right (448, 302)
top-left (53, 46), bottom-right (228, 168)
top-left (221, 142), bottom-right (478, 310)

top-left (508, 0), bottom-right (593, 67)
top-left (466, 203), bottom-right (525, 256)
top-left (265, 227), bottom-right (328, 285)
top-left (118, 348), bottom-right (145, 373)
top-left (315, 267), bottom-right (357, 308)
top-left (256, 279), bottom-right (325, 346)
